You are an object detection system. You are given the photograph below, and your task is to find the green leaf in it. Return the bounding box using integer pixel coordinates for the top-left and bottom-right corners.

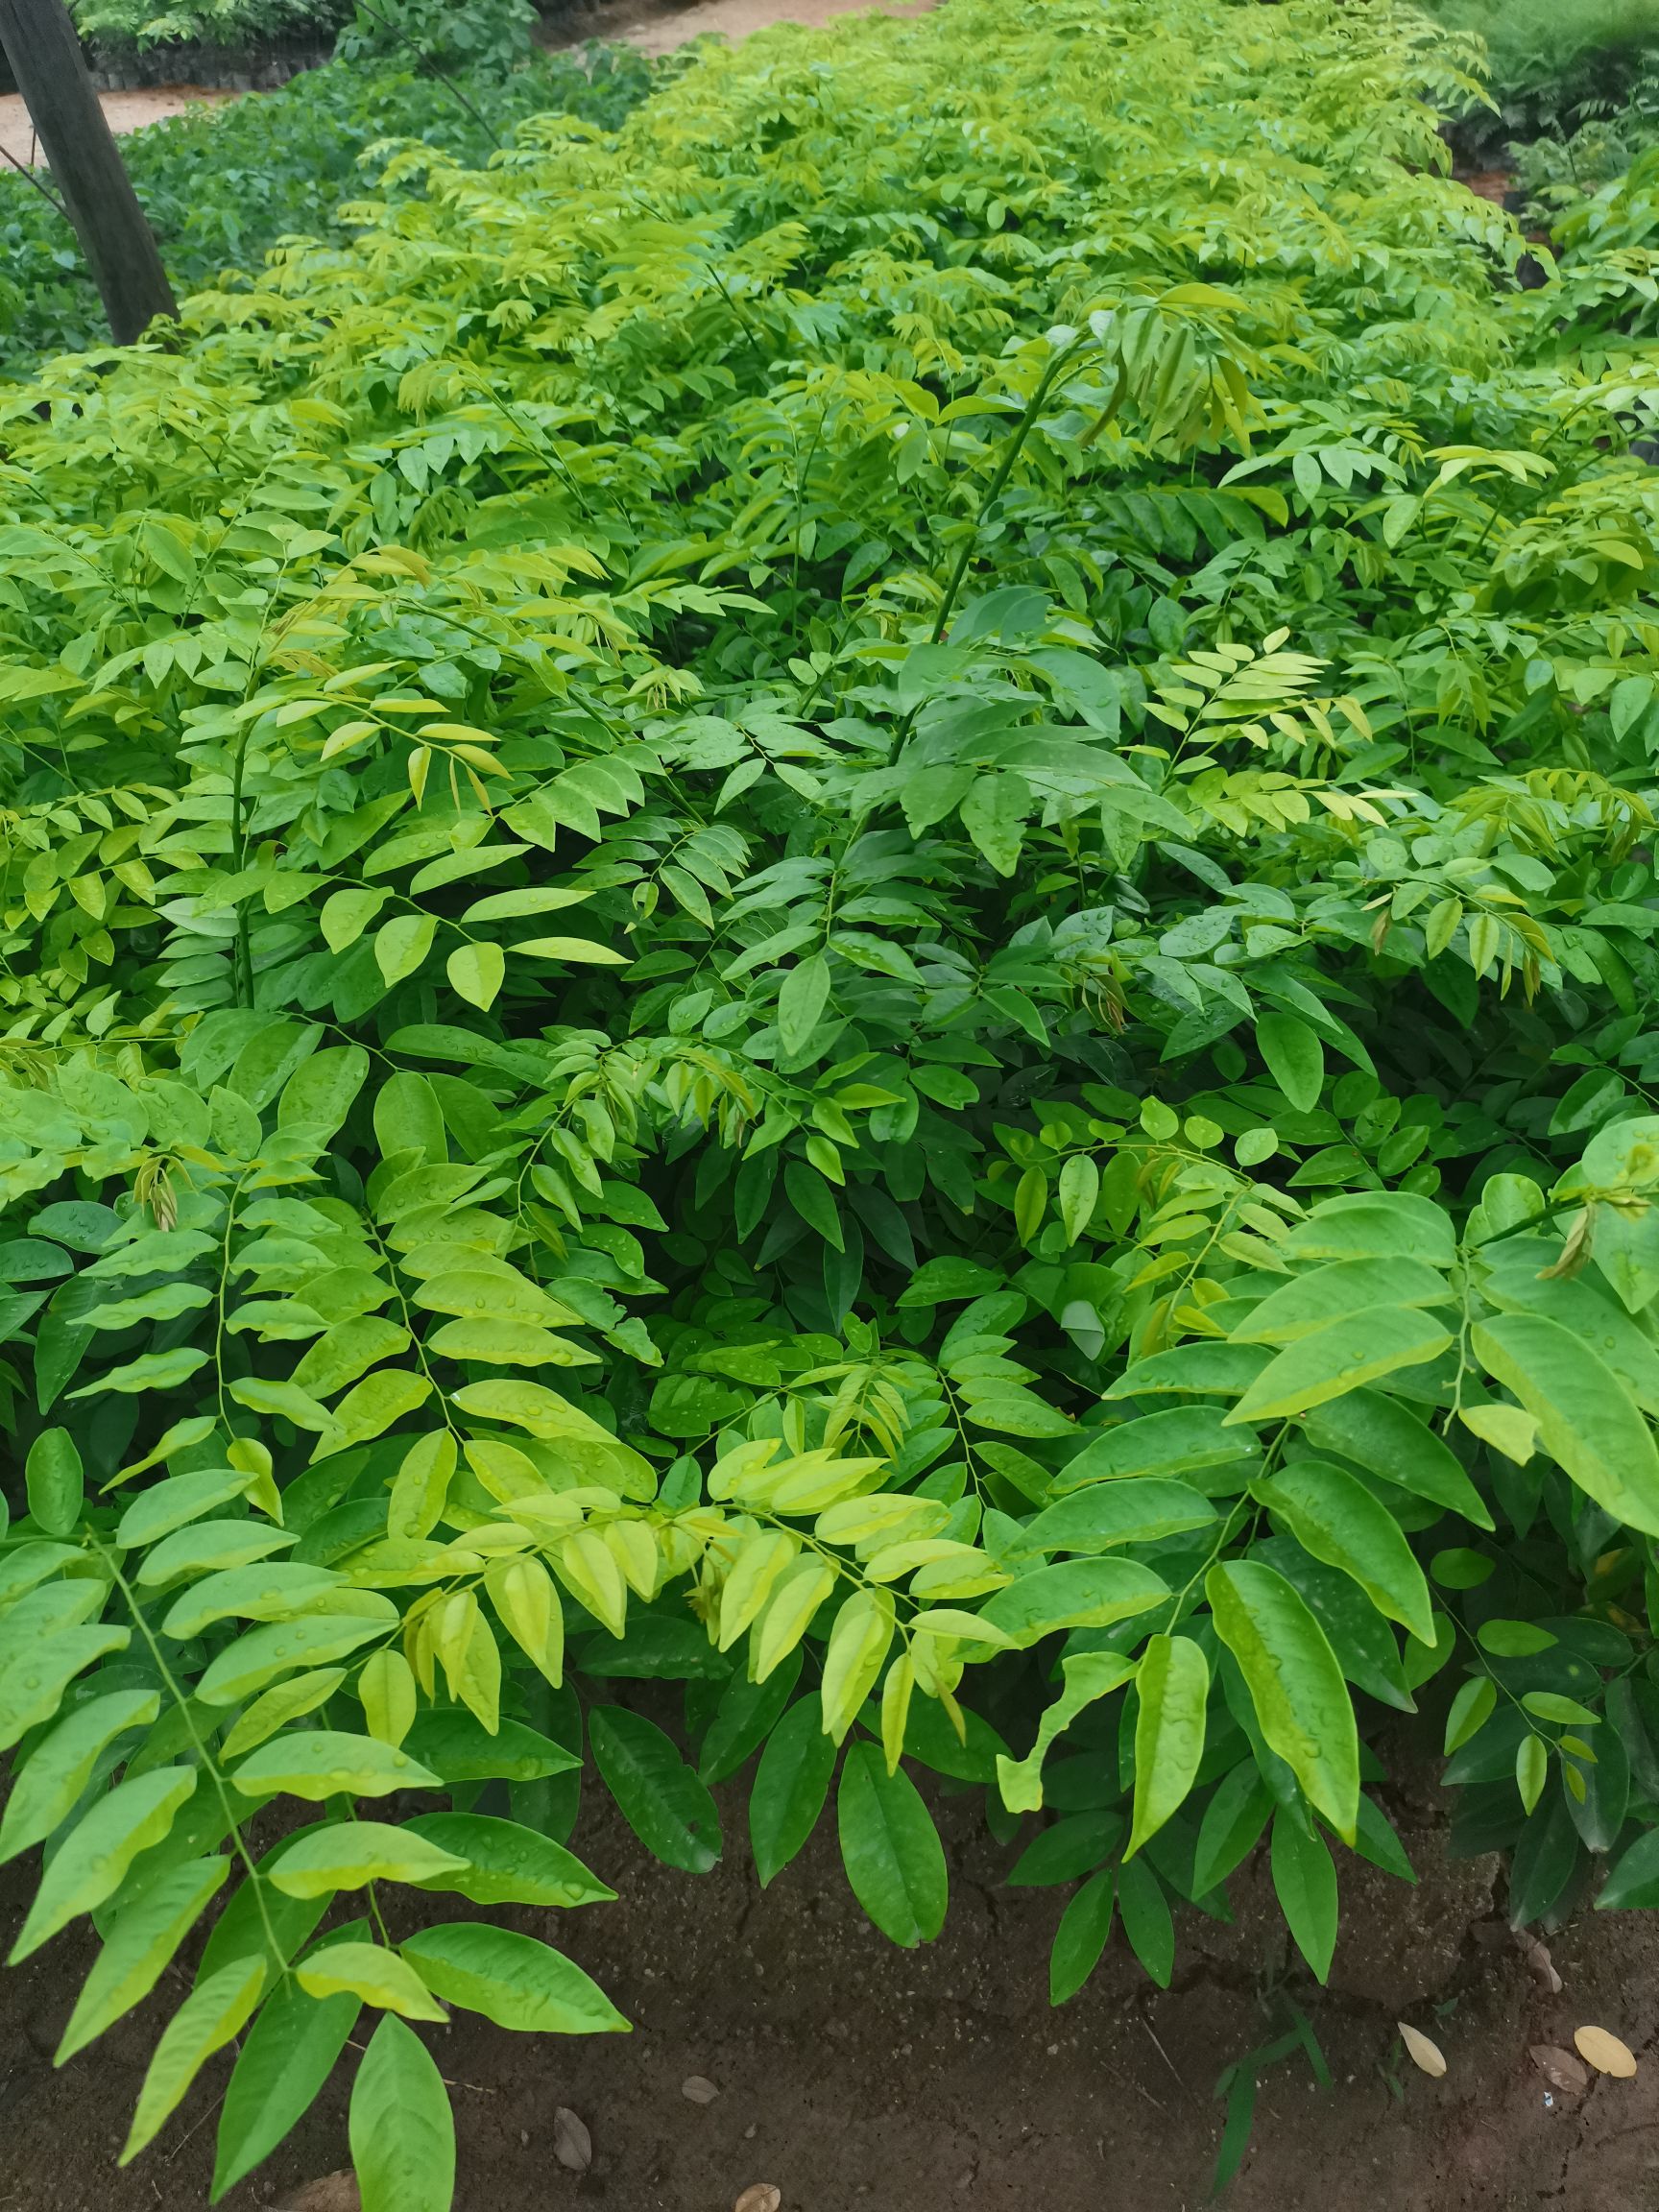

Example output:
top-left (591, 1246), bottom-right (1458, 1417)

top-left (1207, 1560), bottom-right (1358, 1842)
top-left (321, 886), bottom-right (387, 953)
top-left (1190, 1763), bottom-right (1272, 1895)
top-left (1597, 1826), bottom-right (1659, 1910)
top-left (1058, 1152), bottom-right (1100, 1244)
top-left (588, 1706), bottom-right (721, 1872)
top-left (1227, 1308), bottom-right (1452, 1427)
top-left (1114, 1855), bottom-right (1173, 1986)
top-left (1256, 1011), bottom-right (1324, 1111)
top-left (120, 1959), bottom-right (268, 2165)
top-left (350, 2014), bottom-right (456, 2212)
top-left (1020, 1479), bottom-right (1216, 1555)
top-left (1127, 1634), bottom-right (1209, 1858)
top-left (401, 1814), bottom-right (615, 1908)
top-left (750, 1695), bottom-right (839, 1885)
top-left (57, 1855), bottom-right (230, 2062)
top-left (698, 1647), bottom-right (803, 1784)
top-left (1280, 1191), bottom-right (1455, 1268)
top-left (1472, 1312), bottom-right (1659, 1536)
top-left (1444, 1675), bottom-right (1497, 1753)
top-left (11, 1767), bottom-right (198, 1960)
top-left (777, 950), bottom-right (831, 1058)
top-left (1048, 1869), bottom-right (1116, 2005)
top-left (1235, 1258), bottom-right (1453, 1344)
top-left (25, 1428), bottom-right (83, 1536)
top-left (230, 1731), bottom-right (440, 1801)
top-left (114, 1469), bottom-right (255, 1550)
top-left (277, 1045), bottom-right (370, 1139)
top-left (835, 1739), bottom-right (948, 1947)
top-left (1269, 1810), bottom-right (1337, 1982)
top-left (1252, 1461), bottom-right (1433, 1644)
top-left (1477, 1618), bottom-right (1557, 1657)
top-left (400, 1923), bottom-right (629, 2032)
top-left (212, 1974), bottom-right (362, 2198)
top-left (1054, 1406), bottom-right (1255, 1490)
top-left (1302, 1389), bottom-right (1493, 1529)
top-left (403, 1710), bottom-right (577, 1784)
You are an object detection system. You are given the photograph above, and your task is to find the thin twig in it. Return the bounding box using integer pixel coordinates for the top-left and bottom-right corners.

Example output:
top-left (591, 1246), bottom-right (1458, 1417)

top-left (0, 141), bottom-right (68, 220)
top-left (349, 0), bottom-right (502, 145)
top-left (1139, 2009), bottom-right (1201, 2110)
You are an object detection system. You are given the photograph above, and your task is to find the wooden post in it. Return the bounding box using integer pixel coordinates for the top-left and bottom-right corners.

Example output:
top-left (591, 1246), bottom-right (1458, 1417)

top-left (0, 0), bottom-right (177, 345)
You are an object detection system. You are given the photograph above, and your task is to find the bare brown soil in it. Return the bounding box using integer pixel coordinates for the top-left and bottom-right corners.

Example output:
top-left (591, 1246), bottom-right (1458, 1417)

top-left (3, 1743), bottom-right (1658, 2212)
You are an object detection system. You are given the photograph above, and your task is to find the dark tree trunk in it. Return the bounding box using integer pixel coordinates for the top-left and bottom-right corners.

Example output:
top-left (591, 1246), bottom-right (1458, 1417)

top-left (0, 0), bottom-right (177, 345)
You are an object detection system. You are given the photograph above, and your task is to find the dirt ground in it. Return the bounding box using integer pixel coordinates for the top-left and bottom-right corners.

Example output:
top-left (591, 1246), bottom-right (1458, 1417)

top-left (2, 1736), bottom-right (1657, 2212)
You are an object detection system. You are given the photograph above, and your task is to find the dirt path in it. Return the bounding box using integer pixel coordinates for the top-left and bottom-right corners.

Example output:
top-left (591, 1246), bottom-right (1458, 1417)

top-left (0, 84), bottom-right (232, 165)
top-left (0, 0), bottom-right (926, 166)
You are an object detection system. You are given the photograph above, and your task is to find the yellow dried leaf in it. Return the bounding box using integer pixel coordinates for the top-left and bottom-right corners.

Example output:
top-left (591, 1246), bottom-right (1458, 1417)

top-left (1397, 2022), bottom-right (1446, 2078)
top-left (1575, 2026), bottom-right (1637, 2080)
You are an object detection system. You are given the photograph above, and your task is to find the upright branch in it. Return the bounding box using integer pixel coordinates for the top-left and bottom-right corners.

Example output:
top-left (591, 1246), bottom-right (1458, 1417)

top-left (0, 0), bottom-right (177, 345)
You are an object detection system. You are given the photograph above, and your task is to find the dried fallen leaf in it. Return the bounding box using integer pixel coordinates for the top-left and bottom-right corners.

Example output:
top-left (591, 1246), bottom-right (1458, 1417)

top-left (1575, 2026), bottom-right (1638, 2080)
top-left (1529, 2044), bottom-right (1589, 2095)
top-left (733, 2189), bottom-right (782, 2212)
top-left (554, 2106), bottom-right (592, 2172)
top-left (1520, 1935), bottom-right (1562, 1996)
top-left (1397, 2022), bottom-right (1447, 2079)
top-left (682, 2074), bottom-right (719, 2104)
top-left (276, 2179), bottom-right (360, 2212)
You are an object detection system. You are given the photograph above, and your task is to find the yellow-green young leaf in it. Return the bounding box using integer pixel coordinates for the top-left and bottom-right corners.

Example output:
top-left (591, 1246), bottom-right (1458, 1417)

top-left (321, 886), bottom-right (387, 953)
top-left (291, 1317), bottom-right (411, 1400)
top-left (1517, 1733), bottom-right (1550, 1815)
top-left (0, 1688), bottom-right (158, 1866)
top-left (11, 1767), bottom-right (198, 1960)
top-left (375, 912), bottom-right (436, 985)
top-left (269, 1821), bottom-right (470, 1900)
top-left (815, 1495), bottom-right (949, 1549)
top-left (349, 2013), bottom-right (456, 2212)
top-left (819, 1588), bottom-right (896, 1744)
top-left (449, 1601), bottom-right (502, 1733)
top-left (137, 1518), bottom-right (298, 1587)
top-left (1058, 1152), bottom-right (1100, 1245)
top-left (1252, 1461), bottom-right (1434, 1646)
top-left (1225, 1307), bottom-right (1453, 1426)
top-left (1472, 1313), bottom-right (1659, 1536)
top-left (1467, 910), bottom-right (1501, 978)
top-left (388, 1431), bottom-right (456, 1542)
top-left (0, 1625), bottom-right (131, 1753)
top-left (119, 1958), bottom-right (267, 2164)
top-left (299, 1941), bottom-right (449, 2021)
top-left (463, 884), bottom-right (595, 924)
top-left (881, 1653), bottom-right (916, 1775)
top-left (1127, 1634), bottom-right (1209, 1859)
top-left (752, 1558), bottom-right (837, 1682)
top-left (485, 1557), bottom-right (565, 1686)
top-left (446, 940), bottom-right (505, 1010)
top-left (326, 1369), bottom-right (433, 1455)
top-left (231, 1731), bottom-right (440, 1801)
top-left (1207, 1560), bottom-right (1358, 1842)
top-left (57, 1855), bottom-right (230, 2062)
top-left (196, 1614), bottom-right (387, 1707)
top-left (555, 1529), bottom-right (628, 1637)
top-left (717, 1530), bottom-right (799, 1650)
top-left (510, 935), bottom-right (628, 963)
top-left (359, 1648), bottom-right (418, 1747)
top-left (221, 1667), bottom-right (348, 1760)
top-left (997, 1653), bottom-right (1137, 1814)
top-left (1457, 1404), bottom-right (1538, 1465)
top-left (161, 1560), bottom-right (341, 1639)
